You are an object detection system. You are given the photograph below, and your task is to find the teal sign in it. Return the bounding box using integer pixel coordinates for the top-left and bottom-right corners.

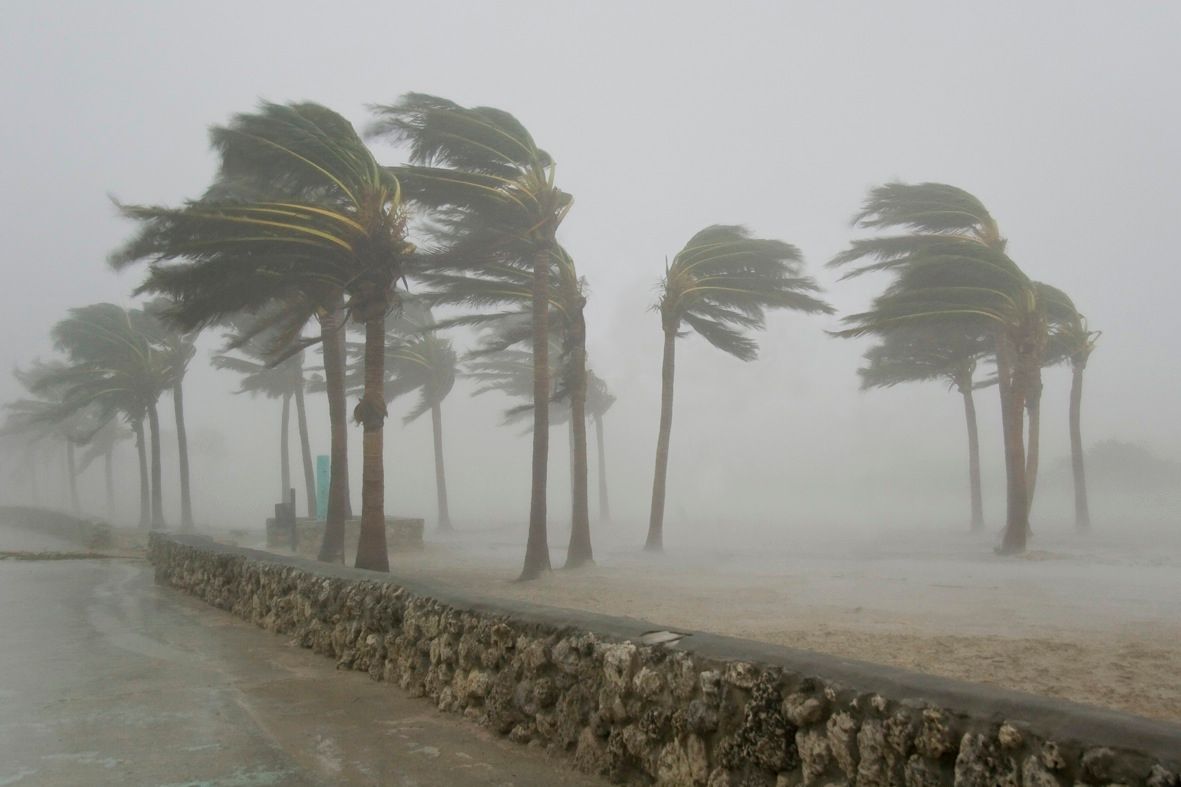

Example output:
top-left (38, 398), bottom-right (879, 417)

top-left (315, 455), bottom-right (330, 520)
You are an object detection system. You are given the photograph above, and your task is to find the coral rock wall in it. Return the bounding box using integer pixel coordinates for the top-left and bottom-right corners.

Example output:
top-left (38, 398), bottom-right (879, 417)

top-left (150, 535), bottom-right (1180, 787)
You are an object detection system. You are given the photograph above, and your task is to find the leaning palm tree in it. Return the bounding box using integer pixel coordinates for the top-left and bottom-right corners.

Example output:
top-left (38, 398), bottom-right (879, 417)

top-left (858, 326), bottom-right (991, 530)
top-left (113, 102), bottom-right (412, 571)
top-left (1046, 308), bottom-right (1100, 531)
top-left (3, 362), bottom-right (101, 515)
top-left (35, 305), bottom-right (172, 527)
top-left (143, 298), bottom-right (198, 529)
top-left (1019, 283), bottom-right (1077, 519)
top-left (586, 371), bottom-right (616, 523)
top-left (830, 182), bottom-right (1063, 554)
top-left (213, 333), bottom-right (318, 518)
top-left (77, 419), bottom-right (131, 522)
top-left (370, 94), bottom-right (573, 580)
top-left (646, 225), bottom-right (833, 551)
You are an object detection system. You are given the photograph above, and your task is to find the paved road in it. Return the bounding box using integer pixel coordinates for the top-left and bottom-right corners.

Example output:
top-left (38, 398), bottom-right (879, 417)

top-left (0, 525), bottom-right (602, 786)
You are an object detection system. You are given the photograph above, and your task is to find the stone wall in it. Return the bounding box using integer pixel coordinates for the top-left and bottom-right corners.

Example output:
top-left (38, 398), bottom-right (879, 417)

top-left (149, 534), bottom-right (1181, 787)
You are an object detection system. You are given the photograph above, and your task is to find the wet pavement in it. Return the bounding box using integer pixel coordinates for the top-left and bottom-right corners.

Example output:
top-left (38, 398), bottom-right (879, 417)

top-left (0, 522), bottom-right (601, 786)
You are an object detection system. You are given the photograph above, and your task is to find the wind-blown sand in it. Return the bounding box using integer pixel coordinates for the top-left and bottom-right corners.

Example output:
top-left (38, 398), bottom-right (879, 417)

top-left (371, 525), bottom-right (1181, 724)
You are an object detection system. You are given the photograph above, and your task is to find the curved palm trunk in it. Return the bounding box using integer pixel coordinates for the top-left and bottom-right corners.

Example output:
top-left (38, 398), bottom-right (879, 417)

top-left (595, 414), bottom-right (610, 522)
top-left (646, 329), bottom-right (677, 552)
top-left (1025, 375), bottom-right (1043, 522)
top-left (294, 379), bottom-right (317, 520)
top-left (173, 376), bottom-right (194, 530)
top-left (520, 248), bottom-right (553, 581)
top-left (961, 384), bottom-right (984, 531)
top-left (134, 418), bottom-right (149, 528)
top-left (1069, 360), bottom-right (1091, 532)
top-left (66, 440), bottom-right (80, 514)
top-left (146, 401), bottom-right (165, 529)
top-left (104, 448), bottom-right (115, 522)
top-left (317, 308), bottom-right (350, 563)
top-left (565, 310), bottom-right (592, 568)
top-left (354, 314), bottom-right (389, 572)
top-left (280, 392), bottom-right (292, 503)
top-left (430, 400), bottom-right (452, 531)
top-left (997, 332), bottom-right (1031, 554)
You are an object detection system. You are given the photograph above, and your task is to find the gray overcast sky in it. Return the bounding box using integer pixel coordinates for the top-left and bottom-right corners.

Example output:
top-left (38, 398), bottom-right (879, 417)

top-left (2, 2), bottom-right (1178, 534)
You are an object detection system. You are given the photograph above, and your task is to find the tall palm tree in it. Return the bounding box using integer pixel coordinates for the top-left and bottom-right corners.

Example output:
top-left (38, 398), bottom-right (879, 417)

top-left (646, 225), bottom-right (833, 552)
top-left (143, 299), bottom-right (198, 529)
top-left (335, 301), bottom-right (459, 531)
top-left (586, 371), bottom-right (616, 523)
top-left (212, 333), bottom-right (318, 517)
top-left (830, 183), bottom-right (1065, 554)
top-left (113, 102), bottom-right (412, 571)
top-left (858, 326), bottom-right (991, 530)
top-left (370, 94), bottom-right (573, 580)
top-left (385, 308), bottom-right (459, 532)
top-left (1045, 308), bottom-right (1100, 531)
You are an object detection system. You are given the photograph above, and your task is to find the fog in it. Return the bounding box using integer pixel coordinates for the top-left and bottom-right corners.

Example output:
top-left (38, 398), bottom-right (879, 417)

top-left (3, 1), bottom-right (1181, 730)
top-left (4, 1), bottom-right (1179, 544)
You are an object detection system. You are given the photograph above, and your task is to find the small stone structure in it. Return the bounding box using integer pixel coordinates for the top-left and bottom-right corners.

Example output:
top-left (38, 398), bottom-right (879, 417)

top-left (286, 517), bottom-right (424, 559)
top-left (149, 534), bottom-right (1181, 787)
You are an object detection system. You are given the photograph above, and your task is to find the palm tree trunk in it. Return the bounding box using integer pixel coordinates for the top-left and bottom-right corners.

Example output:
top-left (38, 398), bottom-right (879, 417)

top-left (961, 385), bottom-right (984, 531)
top-left (66, 440), bottom-right (80, 514)
top-left (646, 329), bottom-right (677, 552)
top-left (354, 313), bottom-right (389, 572)
top-left (317, 308), bottom-right (349, 563)
top-left (430, 400), bottom-right (452, 531)
top-left (997, 331), bottom-right (1030, 554)
top-left (1069, 359), bottom-right (1091, 532)
top-left (146, 402), bottom-right (165, 529)
top-left (294, 377), bottom-right (317, 520)
top-left (595, 414), bottom-right (610, 522)
top-left (338, 320), bottom-right (353, 520)
top-left (104, 448), bottom-right (115, 522)
top-left (1025, 375), bottom-right (1043, 522)
top-left (173, 376), bottom-right (194, 530)
top-left (280, 392), bottom-right (292, 503)
top-left (520, 247), bottom-right (552, 580)
top-left (134, 418), bottom-right (149, 528)
top-left (565, 310), bottom-right (592, 568)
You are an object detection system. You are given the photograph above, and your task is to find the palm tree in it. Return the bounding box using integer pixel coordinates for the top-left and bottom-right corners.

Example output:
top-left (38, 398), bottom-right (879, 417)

top-left (334, 301), bottom-right (459, 531)
top-left (384, 308), bottom-right (459, 532)
top-left (143, 299), bottom-right (198, 529)
top-left (212, 329), bottom-right (318, 518)
top-left (112, 102), bottom-right (412, 571)
top-left (646, 225), bottom-right (833, 551)
top-left (858, 326), bottom-right (991, 530)
top-left (34, 305), bottom-right (172, 527)
top-left (1046, 308), bottom-right (1100, 531)
top-left (3, 362), bottom-right (100, 515)
top-left (77, 420), bottom-right (131, 522)
top-left (370, 94), bottom-right (573, 580)
top-left (830, 183), bottom-right (1065, 554)
top-left (586, 371), bottom-right (616, 523)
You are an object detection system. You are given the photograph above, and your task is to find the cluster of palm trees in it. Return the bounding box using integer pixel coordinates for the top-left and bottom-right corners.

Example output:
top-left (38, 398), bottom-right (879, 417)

top-left (2, 95), bottom-right (1099, 576)
top-left (1, 302), bottom-right (196, 530)
top-left (830, 183), bottom-right (1098, 553)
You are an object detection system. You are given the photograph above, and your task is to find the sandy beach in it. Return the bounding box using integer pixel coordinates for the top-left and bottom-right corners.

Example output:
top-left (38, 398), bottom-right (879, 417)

top-left (359, 524), bottom-right (1181, 724)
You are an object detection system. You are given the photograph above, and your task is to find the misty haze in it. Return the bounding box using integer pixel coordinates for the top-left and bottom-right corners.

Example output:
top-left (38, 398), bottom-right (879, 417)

top-left (1, 3), bottom-right (1179, 786)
